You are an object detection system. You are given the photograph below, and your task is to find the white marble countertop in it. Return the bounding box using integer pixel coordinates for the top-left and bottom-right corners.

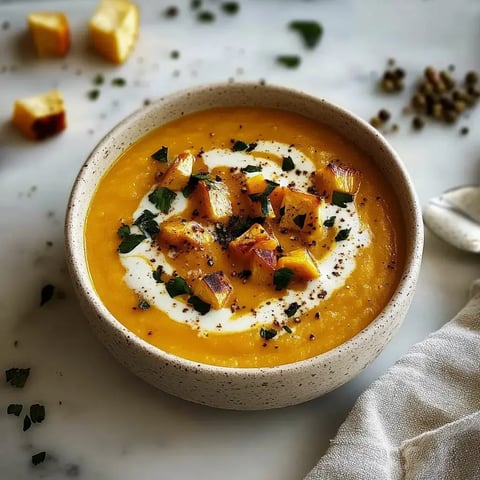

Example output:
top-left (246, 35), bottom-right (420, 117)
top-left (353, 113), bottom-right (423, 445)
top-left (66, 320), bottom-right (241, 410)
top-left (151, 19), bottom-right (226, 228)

top-left (1, 0), bottom-right (479, 478)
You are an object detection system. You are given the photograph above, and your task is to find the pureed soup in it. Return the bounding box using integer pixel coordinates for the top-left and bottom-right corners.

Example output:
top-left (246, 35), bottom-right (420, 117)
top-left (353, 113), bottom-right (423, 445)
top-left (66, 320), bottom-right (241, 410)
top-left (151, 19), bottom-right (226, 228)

top-left (85, 107), bottom-right (405, 368)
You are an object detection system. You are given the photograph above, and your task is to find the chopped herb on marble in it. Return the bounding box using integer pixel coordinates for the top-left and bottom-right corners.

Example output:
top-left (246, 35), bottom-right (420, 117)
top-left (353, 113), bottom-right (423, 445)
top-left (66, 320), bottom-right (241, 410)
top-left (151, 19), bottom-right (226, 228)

top-left (7, 404), bottom-right (23, 416)
top-left (87, 89), bottom-right (100, 101)
top-left (282, 155), bottom-right (295, 171)
top-left (170, 50), bottom-right (180, 59)
top-left (221, 2), bottom-right (239, 14)
top-left (93, 73), bottom-right (104, 85)
top-left (30, 404), bottom-right (45, 424)
top-left (276, 55), bottom-right (301, 68)
top-left (32, 451), bottom-right (46, 466)
top-left (191, 0), bottom-right (201, 9)
top-left (260, 327), bottom-right (277, 340)
top-left (289, 21), bottom-right (323, 49)
top-left (23, 415), bottom-right (32, 431)
top-left (273, 268), bottom-right (294, 290)
top-left (111, 77), bottom-right (126, 87)
top-left (40, 284), bottom-right (55, 306)
top-left (332, 191), bottom-right (353, 208)
top-left (165, 276), bottom-right (191, 298)
top-left (6, 368), bottom-right (30, 388)
top-left (148, 187), bottom-right (177, 214)
top-left (197, 11), bottom-right (215, 22)
top-left (188, 295), bottom-right (211, 315)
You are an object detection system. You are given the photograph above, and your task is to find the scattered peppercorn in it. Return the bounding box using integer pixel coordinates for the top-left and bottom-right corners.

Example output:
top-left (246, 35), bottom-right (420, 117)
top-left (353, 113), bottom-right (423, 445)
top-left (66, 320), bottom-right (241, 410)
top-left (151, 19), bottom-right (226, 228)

top-left (412, 116), bottom-right (425, 130)
top-left (164, 6), bottom-right (179, 18)
top-left (378, 109), bottom-right (391, 122)
top-left (460, 126), bottom-right (469, 136)
top-left (379, 61), bottom-right (406, 93)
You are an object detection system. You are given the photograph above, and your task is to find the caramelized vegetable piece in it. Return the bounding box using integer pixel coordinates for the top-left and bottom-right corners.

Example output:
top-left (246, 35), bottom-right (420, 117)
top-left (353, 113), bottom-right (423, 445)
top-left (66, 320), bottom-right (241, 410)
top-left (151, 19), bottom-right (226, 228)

top-left (228, 223), bottom-right (279, 258)
top-left (246, 174), bottom-right (275, 218)
top-left (197, 180), bottom-right (233, 221)
top-left (12, 90), bottom-right (66, 140)
top-left (159, 152), bottom-right (194, 191)
top-left (315, 162), bottom-right (361, 196)
top-left (193, 271), bottom-right (233, 309)
top-left (250, 248), bottom-right (277, 284)
top-left (160, 218), bottom-right (213, 250)
top-left (277, 248), bottom-right (319, 281)
top-left (28, 12), bottom-right (70, 57)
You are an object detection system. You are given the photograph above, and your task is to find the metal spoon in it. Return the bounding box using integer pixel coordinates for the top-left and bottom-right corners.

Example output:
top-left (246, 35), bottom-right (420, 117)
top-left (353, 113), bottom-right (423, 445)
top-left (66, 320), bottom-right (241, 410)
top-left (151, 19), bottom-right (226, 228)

top-left (423, 185), bottom-right (480, 253)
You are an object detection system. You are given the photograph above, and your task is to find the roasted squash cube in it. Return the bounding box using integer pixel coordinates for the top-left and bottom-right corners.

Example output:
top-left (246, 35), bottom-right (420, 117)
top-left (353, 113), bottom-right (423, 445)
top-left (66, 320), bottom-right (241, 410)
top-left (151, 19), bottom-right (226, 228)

top-left (12, 90), bottom-right (66, 140)
top-left (197, 180), bottom-right (232, 221)
top-left (277, 248), bottom-right (319, 281)
top-left (159, 152), bottom-right (194, 191)
top-left (250, 248), bottom-right (277, 284)
top-left (89, 0), bottom-right (139, 64)
top-left (228, 223), bottom-right (279, 258)
top-left (160, 218), bottom-right (213, 250)
top-left (245, 174), bottom-right (277, 218)
top-left (28, 12), bottom-right (70, 57)
top-left (279, 188), bottom-right (323, 236)
top-left (193, 272), bottom-right (233, 309)
top-left (315, 162), bottom-right (361, 196)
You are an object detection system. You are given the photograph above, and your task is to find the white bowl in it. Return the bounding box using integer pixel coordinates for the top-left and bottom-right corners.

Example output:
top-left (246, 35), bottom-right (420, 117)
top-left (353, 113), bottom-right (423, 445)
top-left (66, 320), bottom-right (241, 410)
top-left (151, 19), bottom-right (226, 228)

top-left (65, 83), bottom-right (424, 410)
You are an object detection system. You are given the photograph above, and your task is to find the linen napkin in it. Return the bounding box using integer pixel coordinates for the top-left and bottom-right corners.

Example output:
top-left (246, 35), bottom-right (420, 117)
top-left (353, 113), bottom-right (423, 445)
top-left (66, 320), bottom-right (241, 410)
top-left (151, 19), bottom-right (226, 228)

top-left (305, 279), bottom-right (480, 480)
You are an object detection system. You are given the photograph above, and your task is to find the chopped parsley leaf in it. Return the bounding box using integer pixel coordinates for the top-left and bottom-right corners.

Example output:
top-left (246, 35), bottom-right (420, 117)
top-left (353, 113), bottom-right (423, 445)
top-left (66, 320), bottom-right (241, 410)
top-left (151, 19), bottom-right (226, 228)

top-left (30, 404), bottom-right (45, 423)
top-left (284, 302), bottom-right (300, 317)
top-left (7, 404), bottom-right (22, 416)
top-left (87, 89), bottom-right (100, 101)
top-left (151, 146), bottom-right (168, 162)
top-left (165, 276), bottom-right (191, 298)
top-left (191, 0), bottom-right (201, 8)
top-left (241, 165), bottom-right (262, 173)
top-left (273, 268), bottom-right (294, 290)
top-left (221, 2), bottom-right (239, 14)
top-left (282, 155), bottom-right (295, 171)
top-left (111, 77), bottom-right (126, 87)
top-left (117, 224), bottom-right (130, 239)
top-left (282, 325), bottom-right (293, 334)
top-left (260, 327), bottom-right (277, 340)
top-left (40, 284), bottom-right (55, 306)
top-left (138, 299), bottom-right (150, 310)
top-left (148, 187), bottom-right (177, 214)
top-left (276, 55), bottom-right (301, 68)
top-left (93, 73), bottom-right (104, 85)
top-left (32, 452), bottom-right (46, 466)
top-left (188, 296), bottom-right (211, 315)
top-left (246, 142), bottom-right (257, 152)
top-left (232, 140), bottom-right (248, 151)
top-left (289, 21), bottom-right (323, 49)
top-left (118, 234), bottom-right (146, 254)
top-left (23, 415), bottom-right (31, 431)
top-left (248, 180), bottom-right (279, 216)
top-left (197, 11), bottom-right (215, 22)
top-left (332, 191), bottom-right (353, 208)
top-left (152, 266), bottom-right (164, 283)
top-left (134, 210), bottom-right (159, 238)
top-left (323, 216), bottom-right (336, 227)
top-left (335, 228), bottom-right (351, 242)
top-left (170, 50), bottom-right (180, 59)
top-left (183, 172), bottom-right (217, 198)
top-left (293, 214), bottom-right (306, 229)
top-left (6, 368), bottom-right (30, 388)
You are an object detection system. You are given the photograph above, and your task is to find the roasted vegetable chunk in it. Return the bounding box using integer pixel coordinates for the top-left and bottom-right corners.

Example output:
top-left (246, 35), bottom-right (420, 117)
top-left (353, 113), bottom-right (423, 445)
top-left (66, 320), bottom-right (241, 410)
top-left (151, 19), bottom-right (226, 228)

top-left (197, 180), bottom-right (233, 221)
top-left (315, 162), bottom-right (361, 196)
top-left (160, 152), bottom-right (194, 191)
top-left (246, 174), bottom-right (275, 218)
top-left (250, 248), bottom-right (277, 284)
top-left (160, 218), bottom-right (213, 250)
top-left (193, 271), bottom-right (233, 309)
top-left (228, 223), bottom-right (279, 258)
top-left (277, 248), bottom-right (319, 281)
top-left (28, 12), bottom-right (70, 57)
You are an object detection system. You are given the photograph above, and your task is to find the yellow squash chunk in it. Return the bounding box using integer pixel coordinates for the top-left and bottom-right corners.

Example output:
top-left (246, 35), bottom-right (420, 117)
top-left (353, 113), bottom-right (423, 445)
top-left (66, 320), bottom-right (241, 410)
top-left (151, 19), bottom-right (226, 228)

top-left (28, 12), bottom-right (70, 57)
top-left (315, 162), bottom-right (361, 196)
top-left (277, 248), bottom-right (319, 281)
top-left (160, 218), bottom-right (213, 250)
top-left (246, 174), bottom-right (275, 218)
top-left (250, 248), bottom-right (277, 284)
top-left (193, 271), bottom-right (233, 309)
top-left (279, 188), bottom-right (323, 236)
top-left (197, 180), bottom-right (232, 221)
top-left (159, 152), bottom-right (194, 191)
top-left (89, 0), bottom-right (139, 64)
top-left (12, 90), bottom-right (66, 140)
top-left (229, 223), bottom-right (279, 258)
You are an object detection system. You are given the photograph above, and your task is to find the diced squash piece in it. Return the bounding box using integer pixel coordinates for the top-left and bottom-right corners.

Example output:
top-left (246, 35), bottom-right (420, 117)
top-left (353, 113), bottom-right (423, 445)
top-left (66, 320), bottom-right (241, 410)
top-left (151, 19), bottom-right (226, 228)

top-left (160, 218), bottom-right (213, 250)
top-left (270, 185), bottom-right (287, 215)
top-left (197, 180), bottom-right (232, 221)
top-left (228, 223), bottom-right (279, 258)
top-left (277, 248), bottom-right (319, 281)
top-left (193, 271), bottom-right (233, 309)
top-left (250, 248), bottom-right (277, 284)
top-left (27, 12), bottom-right (70, 57)
top-left (246, 175), bottom-right (275, 218)
top-left (12, 90), bottom-right (66, 140)
top-left (159, 152), bottom-right (194, 191)
top-left (315, 162), bottom-right (361, 196)
top-left (89, 0), bottom-right (139, 64)
top-left (279, 188), bottom-right (323, 236)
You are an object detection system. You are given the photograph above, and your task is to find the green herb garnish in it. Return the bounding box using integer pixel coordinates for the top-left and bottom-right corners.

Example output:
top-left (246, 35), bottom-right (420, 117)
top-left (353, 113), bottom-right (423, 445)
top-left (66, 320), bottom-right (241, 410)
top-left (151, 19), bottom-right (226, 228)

top-left (289, 21), bottom-right (323, 49)
top-left (273, 268), bottom-right (294, 290)
top-left (165, 276), bottom-right (191, 298)
top-left (276, 55), bottom-right (301, 68)
top-left (30, 404), bottom-right (45, 424)
top-left (148, 187), bottom-right (177, 214)
top-left (232, 140), bottom-right (248, 151)
top-left (284, 302), bottom-right (300, 317)
top-left (182, 172), bottom-right (217, 198)
top-left (170, 50), bottom-right (180, 59)
top-left (241, 165), bottom-right (262, 173)
top-left (335, 228), bottom-right (351, 242)
top-left (32, 452), bottom-right (46, 466)
top-left (260, 327), bottom-right (277, 340)
top-left (87, 89), bottom-right (100, 101)
top-left (6, 368), bottom-right (30, 388)
top-left (191, 0), bottom-right (201, 8)
top-left (138, 299), bottom-right (150, 310)
top-left (117, 224), bottom-right (130, 239)
top-left (40, 284), bottom-right (55, 306)
top-left (151, 146), bottom-right (168, 162)
top-left (323, 216), bottom-right (336, 227)
top-left (188, 296), bottom-right (211, 315)
top-left (221, 2), bottom-right (239, 14)
top-left (134, 210), bottom-right (159, 238)
top-left (215, 216), bottom-right (264, 248)
top-left (282, 155), bottom-right (295, 171)
top-left (23, 415), bottom-right (31, 431)
top-left (248, 179), bottom-right (279, 216)
top-left (293, 214), bottom-right (306, 229)
top-left (332, 191), bottom-right (353, 208)
top-left (246, 142), bottom-right (257, 152)
top-left (152, 266), bottom-right (164, 283)
top-left (197, 11), bottom-right (215, 22)
top-left (93, 73), bottom-right (104, 85)
top-left (282, 325), bottom-right (293, 334)
top-left (118, 234), bottom-right (146, 254)
top-left (111, 77), bottom-right (126, 87)
top-left (7, 404), bottom-right (22, 416)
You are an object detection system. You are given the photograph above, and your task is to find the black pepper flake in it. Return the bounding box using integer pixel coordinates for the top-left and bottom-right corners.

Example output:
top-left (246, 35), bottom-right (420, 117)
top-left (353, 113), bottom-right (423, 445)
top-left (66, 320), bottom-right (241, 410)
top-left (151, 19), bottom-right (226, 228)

top-left (40, 284), bottom-right (55, 306)
top-left (164, 6), bottom-right (179, 17)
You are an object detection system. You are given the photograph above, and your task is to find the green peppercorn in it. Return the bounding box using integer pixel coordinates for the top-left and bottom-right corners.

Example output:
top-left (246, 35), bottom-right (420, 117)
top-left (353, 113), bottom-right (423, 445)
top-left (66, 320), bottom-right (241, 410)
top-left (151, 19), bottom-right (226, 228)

top-left (370, 116), bottom-right (383, 128)
top-left (412, 93), bottom-right (426, 110)
top-left (440, 70), bottom-right (455, 90)
top-left (381, 78), bottom-right (395, 92)
top-left (443, 110), bottom-right (457, 124)
top-left (433, 80), bottom-right (446, 94)
top-left (394, 67), bottom-right (405, 79)
top-left (412, 116), bottom-right (425, 130)
top-left (454, 100), bottom-right (466, 113)
top-left (425, 66), bottom-right (438, 83)
top-left (467, 85), bottom-right (480, 98)
top-left (432, 103), bottom-right (443, 119)
top-left (465, 71), bottom-right (478, 85)
top-left (394, 79), bottom-right (404, 91)
top-left (419, 82), bottom-right (434, 95)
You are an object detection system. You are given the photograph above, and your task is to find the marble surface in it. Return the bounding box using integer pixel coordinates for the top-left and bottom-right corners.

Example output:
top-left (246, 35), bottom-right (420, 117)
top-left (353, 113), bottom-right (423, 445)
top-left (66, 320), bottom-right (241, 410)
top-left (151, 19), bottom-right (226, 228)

top-left (0, 0), bottom-right (479, 478)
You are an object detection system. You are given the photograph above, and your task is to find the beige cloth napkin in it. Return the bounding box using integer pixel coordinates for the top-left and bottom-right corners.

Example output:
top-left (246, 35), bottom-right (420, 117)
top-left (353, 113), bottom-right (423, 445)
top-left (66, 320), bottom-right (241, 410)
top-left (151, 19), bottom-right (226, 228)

top-left (305, 279), bottom-right (480, 480)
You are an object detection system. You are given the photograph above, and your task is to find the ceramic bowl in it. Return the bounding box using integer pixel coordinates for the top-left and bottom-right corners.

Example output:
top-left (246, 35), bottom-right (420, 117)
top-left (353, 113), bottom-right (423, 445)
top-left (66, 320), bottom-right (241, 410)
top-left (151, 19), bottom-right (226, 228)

top-left (65, 83), bottom-right (423, 410)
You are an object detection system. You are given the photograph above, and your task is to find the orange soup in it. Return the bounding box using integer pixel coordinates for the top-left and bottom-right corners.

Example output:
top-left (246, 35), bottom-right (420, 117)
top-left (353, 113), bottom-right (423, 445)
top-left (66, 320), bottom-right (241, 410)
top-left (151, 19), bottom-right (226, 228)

top-left (85, 107), bottom-right (405, 367)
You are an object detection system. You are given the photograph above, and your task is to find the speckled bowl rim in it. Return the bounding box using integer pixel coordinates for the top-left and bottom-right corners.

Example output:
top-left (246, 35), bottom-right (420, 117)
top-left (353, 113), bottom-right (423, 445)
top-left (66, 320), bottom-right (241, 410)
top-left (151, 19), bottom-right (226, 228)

top-left (66, 82), bottom-right (424, 378)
